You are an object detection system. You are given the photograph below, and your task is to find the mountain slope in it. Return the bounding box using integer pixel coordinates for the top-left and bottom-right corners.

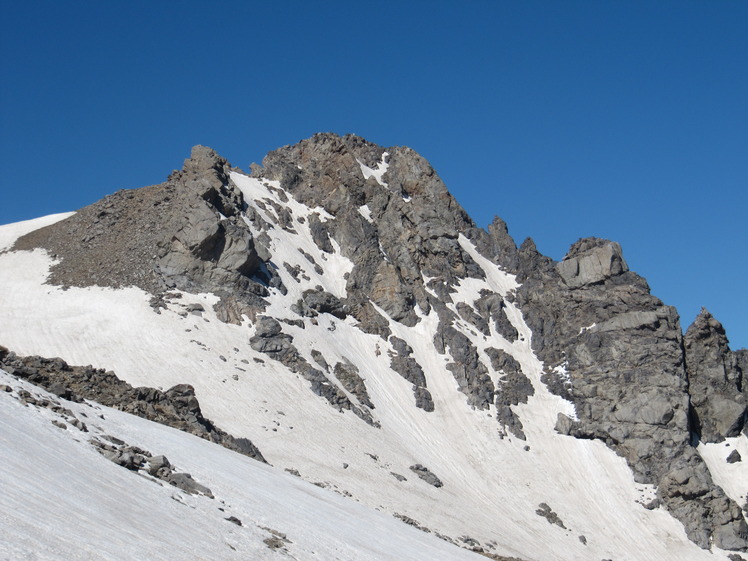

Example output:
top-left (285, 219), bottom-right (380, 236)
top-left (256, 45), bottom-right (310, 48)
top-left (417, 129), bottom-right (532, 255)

top-left (0, 369), bottom-right (487, 561)
top-left (1, 133), bottom-right (746, 560)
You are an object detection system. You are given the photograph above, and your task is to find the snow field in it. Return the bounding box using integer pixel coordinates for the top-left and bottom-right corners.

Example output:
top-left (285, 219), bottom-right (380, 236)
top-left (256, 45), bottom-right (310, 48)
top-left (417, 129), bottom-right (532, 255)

top-left (358, 204), bottom-right (373, 223)
top-left (0, 370), bottom-right (483, 561)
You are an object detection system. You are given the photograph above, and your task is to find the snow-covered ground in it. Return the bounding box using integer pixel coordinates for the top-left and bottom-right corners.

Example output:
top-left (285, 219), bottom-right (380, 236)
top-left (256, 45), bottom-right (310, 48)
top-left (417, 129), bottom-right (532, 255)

top-left (0, 210), bottom-right (740, 561)
top-left (0, 370), bottom-right (483, 561)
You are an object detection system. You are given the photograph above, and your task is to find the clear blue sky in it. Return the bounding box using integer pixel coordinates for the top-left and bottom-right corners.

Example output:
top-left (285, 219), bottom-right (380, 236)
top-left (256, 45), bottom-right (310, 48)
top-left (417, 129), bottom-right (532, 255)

top-left (1, 1), bottom-right (746, 349)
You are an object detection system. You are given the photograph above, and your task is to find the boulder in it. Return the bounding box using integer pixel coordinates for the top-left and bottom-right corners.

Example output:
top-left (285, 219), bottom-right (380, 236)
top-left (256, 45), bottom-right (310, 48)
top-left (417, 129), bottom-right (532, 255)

top-left (557, 238), bottom-right (628, 289)
top-left (167, 472), bottom-right (213, 498)
top-left (409, 464), bottom-right (443, 488)
top-left (727, 450), bottom-right (742, 464)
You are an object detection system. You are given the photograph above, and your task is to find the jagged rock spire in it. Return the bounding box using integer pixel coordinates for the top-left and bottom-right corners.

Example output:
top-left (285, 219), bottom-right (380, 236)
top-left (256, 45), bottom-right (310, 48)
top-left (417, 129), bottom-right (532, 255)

top-left (685, 308), bottom-right (747, 442)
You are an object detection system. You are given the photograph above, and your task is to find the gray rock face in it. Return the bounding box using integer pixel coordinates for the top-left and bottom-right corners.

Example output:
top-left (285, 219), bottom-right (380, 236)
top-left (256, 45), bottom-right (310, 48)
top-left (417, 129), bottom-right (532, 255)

top-left (250, 317), bottom-right (294, 357)
top-left (727, 450), bottom-right (742, 464)
top-left (536, 503), bottom-right (566, 529)
top-left (475, 293), bottom-right (519, 342)
top-left (684, 309), bottom-right (746, 442)
top-left (247, 133), bottom-right (533, 432)
top-left (658, 448), bottom-right (746, 549)
top-left (253, 133), bottom-right (477, 334)
top-left (292, 288), bottom-right (347, 319)
top-left (333, 359), bottom-right (374, 409)
top-left (166, 472), bottom-right (214, 497)
top-left (437, 322), bottom-right (495, 410)
top-left (99, 445), bottom-right (148, 471)
top-left (148, 454), bottom-right (171, 476)
top-left (94, 437), bottom-right (213, 497)
top-left (486, 348), bottom-right (534, 440)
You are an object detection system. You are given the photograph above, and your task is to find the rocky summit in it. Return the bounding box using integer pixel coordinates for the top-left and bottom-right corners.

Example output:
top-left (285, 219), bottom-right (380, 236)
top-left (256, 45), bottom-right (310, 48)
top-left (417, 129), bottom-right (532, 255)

top-left (0, 133), bottom-right (746, 561)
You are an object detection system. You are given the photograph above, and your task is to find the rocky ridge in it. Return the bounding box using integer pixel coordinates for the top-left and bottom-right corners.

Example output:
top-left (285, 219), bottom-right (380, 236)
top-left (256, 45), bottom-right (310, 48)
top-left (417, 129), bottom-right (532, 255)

top-left (14, 146), bottom-right (277, 323)
top-left (8, 132), bottom-right (748, 552)
top-left (2, 370), bottom-right (217, 498)
top-left (0, 345), bottom-right (266, 463)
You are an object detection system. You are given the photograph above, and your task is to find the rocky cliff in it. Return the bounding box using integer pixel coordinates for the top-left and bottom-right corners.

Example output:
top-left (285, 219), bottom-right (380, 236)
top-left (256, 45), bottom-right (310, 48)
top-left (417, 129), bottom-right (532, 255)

top-left (513, 238), bottom-right (747, 549)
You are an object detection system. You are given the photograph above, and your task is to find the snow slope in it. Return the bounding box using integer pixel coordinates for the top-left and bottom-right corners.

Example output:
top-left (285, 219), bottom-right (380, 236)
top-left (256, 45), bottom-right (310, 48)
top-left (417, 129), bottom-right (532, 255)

top-left (0, 209), bottom-right (740, 561)
top-left (0, 370), bottom-right (483, 561)
top-left (0, 212), bottom-right (74, 251)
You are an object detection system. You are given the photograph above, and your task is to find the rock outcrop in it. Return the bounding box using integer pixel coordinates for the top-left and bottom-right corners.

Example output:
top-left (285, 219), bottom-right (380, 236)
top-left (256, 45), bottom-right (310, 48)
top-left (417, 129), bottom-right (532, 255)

top-left (487, 348), bottom-right (534, 439)
top-left (94, 441), bottom-right (214, 497)
top-left (249, 317), bottom-right (377, 426)
top-left (13, 146), bottom-right (276, 323)
top-left (388, 336), bottom-right (434, 411)
top-left (0, 345), bottom-right (266, 463)
top-left (684, 309), bottom-right (746, 442)
top-left (252, 133), bottom-right (479, 332)
top-left (409, 464), bottom-right (444, 488)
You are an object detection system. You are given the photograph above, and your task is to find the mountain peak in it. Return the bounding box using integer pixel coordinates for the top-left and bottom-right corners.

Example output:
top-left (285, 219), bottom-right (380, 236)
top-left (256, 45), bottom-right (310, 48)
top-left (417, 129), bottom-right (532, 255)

top-left (187, 144), bottom-right (225, 166)
top-left (2, 135), bottom-right (747, 558)
top-left (254, 133), bottom-right (462, 211)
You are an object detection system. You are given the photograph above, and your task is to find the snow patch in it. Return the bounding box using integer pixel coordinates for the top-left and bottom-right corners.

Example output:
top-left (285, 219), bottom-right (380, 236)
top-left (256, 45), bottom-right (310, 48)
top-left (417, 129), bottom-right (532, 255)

top-left (357, 152), bottom-right (389, 187)
top-left (698, 434), bottom-right (748, 508)
top-left (457, 234), bottom-right (518, 296)
top-left (358, 204), bottom-right (373, 223)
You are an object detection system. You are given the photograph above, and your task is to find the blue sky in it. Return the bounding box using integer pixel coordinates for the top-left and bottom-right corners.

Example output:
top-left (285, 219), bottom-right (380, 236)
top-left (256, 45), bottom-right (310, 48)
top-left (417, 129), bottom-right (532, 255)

top-left (1, 1), bottom-right (746, 348)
